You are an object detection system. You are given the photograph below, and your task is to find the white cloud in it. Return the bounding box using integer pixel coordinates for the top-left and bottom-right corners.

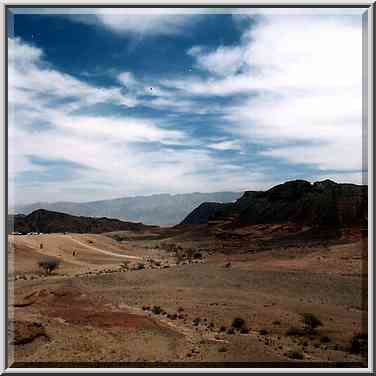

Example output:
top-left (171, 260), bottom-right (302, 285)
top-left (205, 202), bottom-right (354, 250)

top-left (188, 45), bottom-right (245, 76)
top-left (68, 9), bottom-right (203, 38)
top-left (208, 140), bottom-right (242, 151)
top-left (9, 37), bottom-right (139, 109)
top-left (165, 14), bottom-right (364, 176)
top-left (8, 37), bottom-right (271, 206)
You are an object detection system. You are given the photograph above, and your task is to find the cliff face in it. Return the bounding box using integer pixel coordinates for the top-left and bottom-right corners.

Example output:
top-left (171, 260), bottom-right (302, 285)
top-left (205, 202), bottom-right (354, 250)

top-left (181, 180), bottom-right (367, 228)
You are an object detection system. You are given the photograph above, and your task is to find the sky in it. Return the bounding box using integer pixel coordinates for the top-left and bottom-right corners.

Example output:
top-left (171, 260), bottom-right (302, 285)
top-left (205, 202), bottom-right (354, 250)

top-left (8, 7), bottom-right (367, 206)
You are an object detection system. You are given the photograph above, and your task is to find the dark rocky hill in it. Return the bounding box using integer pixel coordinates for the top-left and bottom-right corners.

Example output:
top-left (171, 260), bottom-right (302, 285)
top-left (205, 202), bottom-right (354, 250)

top-left (180, 179), bottom-right (367, 228)
top-left (180, 202), bottom-right (234, 225)
top-left (8, 209), bottom-right (155, 234)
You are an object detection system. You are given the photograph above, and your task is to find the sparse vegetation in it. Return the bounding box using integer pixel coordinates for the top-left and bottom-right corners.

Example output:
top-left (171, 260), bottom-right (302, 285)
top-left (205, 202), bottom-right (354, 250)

top-left (349, 333), bottom-right (367, 354)
top-left (134, 262), bottom-right (145, 270)
top-left (231, 317), bottom-right (246, 329)
top-left (287, 350), bottom-right (304, 360)
top-left (219, 326), bottom-right (227, 332)
top-left (120, 260), bottom-right (130, 270)
top-left (152, 306), bottom-right (162, 315)
top-left (38, 258), bottom-right (60, 275)
top-left (301, 313), bottom-right (322, 333)
top-left (320, 336), bottom-right (330, 343)
top-left (259, 329), bottom-right (268, 335)
top-left (192, 318), bottom-right (200, 326)
top-left (286, 326), bottom-right (305, 336)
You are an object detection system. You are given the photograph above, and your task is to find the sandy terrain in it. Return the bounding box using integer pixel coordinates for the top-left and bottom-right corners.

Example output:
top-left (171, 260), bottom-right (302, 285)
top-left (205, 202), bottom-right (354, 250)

top-left (8, 225), bottom-right (368, 367)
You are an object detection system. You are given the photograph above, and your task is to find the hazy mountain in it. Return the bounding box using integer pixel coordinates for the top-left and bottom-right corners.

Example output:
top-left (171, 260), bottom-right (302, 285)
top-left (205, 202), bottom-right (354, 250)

top-left (181, 180), bottom-right (368, 227)
top-left (12, 192), bottom-right (242, 225)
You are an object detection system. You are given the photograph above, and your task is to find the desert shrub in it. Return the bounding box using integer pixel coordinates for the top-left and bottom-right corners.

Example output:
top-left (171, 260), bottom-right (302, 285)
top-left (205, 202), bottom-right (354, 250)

top-left (301, 313), bottom-right (322, 332)
top-left (192, 318), bottom-right (200, 326)
top-left (231, 317), bottom-right (246, 329)
top-left (193, 252), bottom-right (202, 259)
top-left (287, 350), bottom-right (304, 360)
top-left (165, 243), bottom-right (179, 253)
top-left (152, 306), bottom-right (162, 315)
top-left (113, 234), bottom-right (127, 242)
top-left (227, 328), bottom-right (235, 335)
top-left (320, 336), bottom-right (331, 343)
top-left (286, 326), bottom-right (305, 336)
top-left (38, 258), bottom-right (60, 275)
top-left (273, 320), bottom-right (281, 325)
top-left (219, 326), bottom-right (227, 332)
top-left (259, 329), bottom-right (268, 335)
top-left (240, 328), bottom-right (249, 334)
top-left (120, 260), bottom-right (130, 269)
top-left (218, 346), bottom-right (227, 353)
top-left (134, 262), bottom-right (145, 270)
top-left (349, 333), bottom-right (368, 354)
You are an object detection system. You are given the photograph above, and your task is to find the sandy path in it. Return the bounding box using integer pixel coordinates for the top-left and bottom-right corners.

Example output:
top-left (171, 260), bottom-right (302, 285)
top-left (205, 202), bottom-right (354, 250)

top-left (67, 236), bottom-right (142, 260)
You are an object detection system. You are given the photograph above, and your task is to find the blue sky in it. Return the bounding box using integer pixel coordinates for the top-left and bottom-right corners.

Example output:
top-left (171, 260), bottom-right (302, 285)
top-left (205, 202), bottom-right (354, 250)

top-left (8, 8), bottom-right (365, 205)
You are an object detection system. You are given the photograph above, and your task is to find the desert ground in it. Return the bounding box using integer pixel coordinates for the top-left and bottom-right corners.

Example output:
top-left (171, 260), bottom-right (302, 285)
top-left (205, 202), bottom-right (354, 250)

top-left (8, 223), bottom-right (368, 367)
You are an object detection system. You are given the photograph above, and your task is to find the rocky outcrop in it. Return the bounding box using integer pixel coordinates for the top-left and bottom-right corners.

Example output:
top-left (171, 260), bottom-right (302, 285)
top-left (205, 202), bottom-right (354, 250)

top-left (181, 179), bottom-right (367, 228)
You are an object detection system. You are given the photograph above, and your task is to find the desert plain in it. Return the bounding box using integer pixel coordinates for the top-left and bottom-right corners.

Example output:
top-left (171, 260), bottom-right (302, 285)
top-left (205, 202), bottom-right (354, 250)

top-left (8, 220), bottom-right (368, 367)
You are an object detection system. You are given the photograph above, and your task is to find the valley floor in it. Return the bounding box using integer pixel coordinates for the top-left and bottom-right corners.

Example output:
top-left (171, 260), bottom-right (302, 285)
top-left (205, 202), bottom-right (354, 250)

top-left (7, 224), bottom-right (368, 367)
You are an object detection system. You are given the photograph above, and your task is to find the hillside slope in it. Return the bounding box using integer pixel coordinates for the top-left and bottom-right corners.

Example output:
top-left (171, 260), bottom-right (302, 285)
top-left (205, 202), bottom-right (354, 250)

top-left (8, 209), bottom-right (154, 234)
top-left (181, 180), bottom-right (367, 228)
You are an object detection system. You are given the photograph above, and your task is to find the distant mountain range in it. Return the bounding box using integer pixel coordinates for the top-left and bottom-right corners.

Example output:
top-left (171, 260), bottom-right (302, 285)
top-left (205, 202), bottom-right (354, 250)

top-left (8, 209), bottom-right (155, 235)
top-left (9, 180), bottom-right (368, 235)
top-left (12, 192), bottom-right (242, 225)
top-left (181, 180), bottom-right (368, 228)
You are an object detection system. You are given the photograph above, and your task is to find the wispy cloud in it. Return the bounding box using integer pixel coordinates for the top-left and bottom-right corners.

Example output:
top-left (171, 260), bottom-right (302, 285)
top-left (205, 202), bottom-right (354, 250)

top-left (9, 37), bottom-right (269, 205)
top-left (67, 8), bottom-right (203, 38)
top-left (163, 13), bottom-right (363, 175)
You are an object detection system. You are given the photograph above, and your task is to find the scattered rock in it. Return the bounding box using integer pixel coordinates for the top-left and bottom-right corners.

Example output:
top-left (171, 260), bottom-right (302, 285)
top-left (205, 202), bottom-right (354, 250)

top-left (9, 320), bottom-right (47, 345)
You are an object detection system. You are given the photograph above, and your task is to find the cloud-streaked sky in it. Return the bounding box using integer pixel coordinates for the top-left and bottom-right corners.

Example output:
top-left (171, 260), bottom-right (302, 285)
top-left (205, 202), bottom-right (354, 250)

top-left (8, 8), bottom-right (366, 206)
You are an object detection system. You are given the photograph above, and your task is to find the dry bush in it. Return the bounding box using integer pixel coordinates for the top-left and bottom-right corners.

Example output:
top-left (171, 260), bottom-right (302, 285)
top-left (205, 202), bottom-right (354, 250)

top-left (301, 313), bottom-right (322, 333)
top-left (38, 257), bottom-right (60, 275)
